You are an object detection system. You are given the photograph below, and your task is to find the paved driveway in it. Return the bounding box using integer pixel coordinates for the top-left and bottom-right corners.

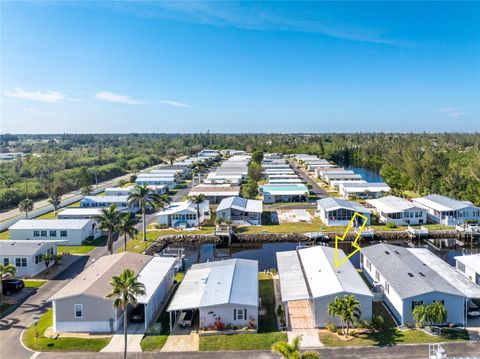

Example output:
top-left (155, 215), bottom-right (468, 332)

top-left (287, 300), bottom-right (323, 349)
top-left (161, 324), bottom-right (199, 352)
top-left (101, 323), bottom-right (144, 353)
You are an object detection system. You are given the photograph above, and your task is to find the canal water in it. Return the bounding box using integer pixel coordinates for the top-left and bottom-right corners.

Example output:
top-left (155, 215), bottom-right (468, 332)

top-left (165, 241), bottom-right (479, 271)
top-left (347, 166), bottom-right (383, 182)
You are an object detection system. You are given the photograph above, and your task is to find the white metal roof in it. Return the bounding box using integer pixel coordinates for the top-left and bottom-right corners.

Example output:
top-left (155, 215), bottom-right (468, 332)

top-left (340, 182), bottom-right (391, 192)
top-left (276, 251), bottom-right (310, 301)
top-left (167, 258), bottom-right (258, 311)
top-left (137, 257), bottom-right (176, 304)
top-left (82, 195), bottom-right (130, 203)
top-left (317, 197), bottom-right (370, 214)
top-left (366, 195), bottom-right (421, 213)
top-left (261, 184), bottom-right (309, 196)
top-left (0, 240), bottom-right (67, 255)
top-left (216, 196), bottom-right (263, 214)
top-left (155, 201), bottom-right (201, 216)
top-left (408, 248), bottom-right (480, 299)
top-left (58, 208), bottom-right (105, 216)
top-left (455, 254), bottom-right (480, 274)
top-left (412, 194), bottom-right (475, 212)
top-left (10, 219), bottom-right (92, 230)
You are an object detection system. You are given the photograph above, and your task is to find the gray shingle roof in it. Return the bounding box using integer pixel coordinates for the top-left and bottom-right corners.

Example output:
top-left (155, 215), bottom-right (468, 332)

top-left (361, 243), bottom-right (463, 299)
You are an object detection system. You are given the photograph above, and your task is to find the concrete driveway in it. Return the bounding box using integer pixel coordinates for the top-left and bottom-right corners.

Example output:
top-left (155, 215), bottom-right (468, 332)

top-left (287, 300), bottom-right (323, 349)
top-left (161, 323), bottom-right (199, 352)
top-left (101, 323), bottom-right (144, 353)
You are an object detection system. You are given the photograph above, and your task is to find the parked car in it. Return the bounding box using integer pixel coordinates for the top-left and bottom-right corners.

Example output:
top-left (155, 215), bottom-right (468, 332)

top-left (177, 309), bottom-right (196, 327)
top-left (2, 279), bottom-right (24, 295)
top-left (130, 305), bottom-right (144, 323)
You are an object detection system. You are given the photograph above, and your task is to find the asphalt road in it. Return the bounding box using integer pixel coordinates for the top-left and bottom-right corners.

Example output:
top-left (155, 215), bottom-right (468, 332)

top-left (35, 342), bottom-right (480, 359)
top-left (289, 161), bottom-right (328, 199)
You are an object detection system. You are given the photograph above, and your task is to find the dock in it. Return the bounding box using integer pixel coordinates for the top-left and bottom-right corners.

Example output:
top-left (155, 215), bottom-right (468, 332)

top-left (407, 225), bottom-right (429, 239)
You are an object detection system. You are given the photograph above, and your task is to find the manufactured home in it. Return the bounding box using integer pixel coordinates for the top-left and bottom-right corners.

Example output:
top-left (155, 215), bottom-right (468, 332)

top-left (156, 200), bottom-right (211, 228)
top-left (216, 196), bottom-right (263, 225)
top-left (339, 182), bottom-right (391, 199)
top-left (366, 196), bottom-right (427, 225)
top-left (80, 195), bottom-right (131, 209)
top-left (189, 185), bottom-right (241, 204)
top-left (455, 254), bottom-right (480, 285)
top-left (260, 184), bottom-right (309, 204)
top-left (316, 197), bottom-right (370, 226)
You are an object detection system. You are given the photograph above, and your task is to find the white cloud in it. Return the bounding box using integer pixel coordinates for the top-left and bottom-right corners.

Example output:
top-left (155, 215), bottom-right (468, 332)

top-left (438, 107), bottom-right (465, 119)
top-left (159, 99), bottom-right (191, 108)
top-left (23, 107), bottom-right (39, 113)
top-left (95, 91), bottom-right (144, 105)
top-left (4, 89), bottom-right (67, 103)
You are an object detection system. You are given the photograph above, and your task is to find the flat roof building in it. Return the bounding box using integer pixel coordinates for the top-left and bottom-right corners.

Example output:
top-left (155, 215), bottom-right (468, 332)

top-left (260, 184), bottom-right (309, 204)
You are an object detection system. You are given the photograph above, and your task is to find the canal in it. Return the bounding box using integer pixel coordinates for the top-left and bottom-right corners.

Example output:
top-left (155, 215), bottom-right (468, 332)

top-left (346, 166), bottom-right (384, 182)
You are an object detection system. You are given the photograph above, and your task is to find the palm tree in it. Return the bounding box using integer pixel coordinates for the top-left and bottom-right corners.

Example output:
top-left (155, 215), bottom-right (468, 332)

top-left (94, 204), bottom-right (121, 255)
top-left (48, 190), bottom-right (62, 216)
top-left (128, 185), bottom-right (161, 242)
top-left (0, 263), bottom-right (16, 301)
top-left (327, 296), bottom-right (345, 334)
top-left (40, 252), bottom-right (55, 277)
top-left (18, 198), bottom-right (34, 219)
top-left (106, 269), bottom-right (146, 359)
top-left (412, 303), bottom-right (429, 328)
top-left (153, 194), bottom-right (170, 212)
top-left (187, 194), bottom-right (206, 227)
top-left (117, 214), bottom-right (139, 252)
top-left (427, 301), bottom-right (448, 326)
top-left (341, 295), bottom-right (361, 336)
top-left (271, 335), bottom-right (319, 359)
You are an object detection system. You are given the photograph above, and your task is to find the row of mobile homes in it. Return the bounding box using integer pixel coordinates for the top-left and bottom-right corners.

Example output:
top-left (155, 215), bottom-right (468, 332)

top-left (189, 184), bottom-right (241, 204)
top-left (366, 196), bottom-right (427, 225)
top-left (135, 174), bottom-right (177, 188)
top-left (156, 200), bottom-right (211, 228)
top-left (316, 197), bottom-right (371, 226)
top-left (9, 219), bottom-right (98, 246)
top-left (455, 254), bottom-right (480, 285)
top-left (339, 182), bottom-right (391, 199)
top-left (260, 184), bottom-right (309, 204)
top-left (277, 246), bottom-right (373, 328)
top-left (49, 253), bottom-right (176, 333)
top-left (324, 171), bottom-right (362, 183)
top-left (412, 194), bottom-right (480, 225)
top-left (216, 196), bottom-right (263, 225)
top-left (0, 240), bottom-right (62, 278)
top-left (167, 259), bottom-right (259, 332)
top-left (361, 244), bottom-right (478, 326)
top-left (314, 167), bottom-right (345, 179)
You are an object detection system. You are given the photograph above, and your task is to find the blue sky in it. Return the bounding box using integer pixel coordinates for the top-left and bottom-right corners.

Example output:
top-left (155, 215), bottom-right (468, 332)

top-left (1, 1), bottom-right (479, 133)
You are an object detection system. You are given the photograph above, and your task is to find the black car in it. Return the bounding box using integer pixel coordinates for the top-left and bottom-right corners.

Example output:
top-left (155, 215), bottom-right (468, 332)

top-left (130, 305), bottom-right (144, 323)
top-left (2, 278), bottom-right (24, 295)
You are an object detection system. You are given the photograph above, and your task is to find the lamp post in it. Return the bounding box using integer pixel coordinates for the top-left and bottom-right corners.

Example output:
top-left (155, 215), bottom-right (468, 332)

top-left (33, 316), bottom-right (40, 349)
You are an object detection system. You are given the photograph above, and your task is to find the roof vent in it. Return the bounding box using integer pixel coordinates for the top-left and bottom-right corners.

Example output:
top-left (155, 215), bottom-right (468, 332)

top-left (385, 251), bottom-right (390, 255)
top-left (394, 250), bottom-right (400, 254)
top-left (419, 272), bottom-right (426, 277)
top-left (407, 273), bottom-right (414, 277)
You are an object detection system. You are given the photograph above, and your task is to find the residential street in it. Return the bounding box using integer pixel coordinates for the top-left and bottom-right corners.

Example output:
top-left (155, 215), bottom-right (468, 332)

top-left (288, 160), bottom-right (328, 199)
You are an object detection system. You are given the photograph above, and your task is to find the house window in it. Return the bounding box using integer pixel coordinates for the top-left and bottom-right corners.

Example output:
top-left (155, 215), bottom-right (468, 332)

top-left (366, 259), bottom-right (372, 271)
top-left (40, 230), bottom-right (47, 237)
top-left (385, 282), bottom-right (390, 294)
top-left (375, 270), bottom-right (380, 281)
top-left (74, 304), bottom-right (84, 318)
top-left (3, 258), bottom-right (9, 266)
top-left (50, 230), bottom-right (56, 237)
top-left (33, 230), bottom-right (40, 237)
top-left (35, 255), bottom-right (40, 264)
top-left (457, 262), bottom-right (465, 273)
top-left (15, 258), bottom-right (27, 267)
top-left (234, 308), bottom-right (247, 321)
top-left (60, 230), bottom-right (67, 237)
top-left (412, 300), bottom-right (423, 311)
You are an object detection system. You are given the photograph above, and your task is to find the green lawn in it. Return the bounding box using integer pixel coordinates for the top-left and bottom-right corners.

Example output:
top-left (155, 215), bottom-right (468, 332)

top-left (24, 279), bottom-right (47, 288)
top-left (199, 273), bottom-right (287, 351)
top-left (140, 334), bottom-right (169, 352)
top-left (36, 211), bottom-right (58, 219)
top-left (58, 236), bottom-right (107, 255)
top-left (22, 309), bottom-right (111, 352)
top-left (121, 231), bottom-right (160, 254)
top-left (319, 302), bottom-right (469, 347)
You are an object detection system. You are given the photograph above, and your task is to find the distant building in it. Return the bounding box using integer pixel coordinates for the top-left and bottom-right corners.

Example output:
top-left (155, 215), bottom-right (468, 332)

top-left (366, 195), bottom-right (427, 225)
top-left (412, 194), bottom-right (480, 225)
top-left (338, 182), bottom-right (391, 199)
top-left (135, 175), bottom-right (177, 188)
top-left (156, 200), bottom-right (210, 228)
top-left (260, 184), bottom-right (309, 204)
top-left (455, 254), bottom-right (480, 285)
top-left (277, 246), bottom-right (373, 328)
top-left (189, 185), bottom-right (241, 204)
top-left (9, 219), bottom-right (97, 246)
top-left (58, 208), bottom-right (105, 219)
top-left (0, 240), bottom-right (62, 278)
top-left (80, 195), bottom-right (132, 210)
top-left (103, 186), bottom-right (134, 196)
top-left (216, 196), bottom-right (263, 225)
top-left (316, 197), bottom-right (370, 226)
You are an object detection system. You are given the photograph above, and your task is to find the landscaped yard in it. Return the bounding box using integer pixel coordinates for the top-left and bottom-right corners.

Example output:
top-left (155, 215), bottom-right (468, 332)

top-left (22, 308), bottom-right (111, 352)
top-left (199, 272), bottom-right (287, 351)
top-left (24, 279), bottom-right (47, 288)
top-left (319, 302), bottom-right (469, 347)
top-left (58, 235), bottom-right (107, 255)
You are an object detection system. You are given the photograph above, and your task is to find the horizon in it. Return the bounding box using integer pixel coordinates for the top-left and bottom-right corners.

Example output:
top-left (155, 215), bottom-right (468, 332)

top-left (1, 1), bottom-right (480, 133)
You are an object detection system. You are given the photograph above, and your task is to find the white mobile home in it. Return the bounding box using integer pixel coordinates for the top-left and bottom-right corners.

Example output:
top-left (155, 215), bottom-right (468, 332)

top-left (324, 172), bottom-right (363, 184)
top-left (455, 254), bottom-right (480, 285)
top-left (339, 182), bottom-right (391, 199)
top-left (204, 172), bottom-right (243, 185)
top-left (167, 259), bottom-right (259, 332)
top-left (269, 178), bottom-right (303, 185)
top-left (189, 185), bottom-right (241, 204)
top-left (260, 184), bottom-right (309, 204)
top-left (9, 219), bottom-right (97, 246)
top-left (361, 244), bottom-right (479, 326)
top-left (277, 246), bottom-right (373, 328)
top-left (49, 253), bottom-right (176, 333)
top-left (58, 208), bottom-right (105, 219)
top-left (412, 194), bottom-right (480, 226)
top-left (216, 196), bottom-right (263, 225)
top-left (135, 176), bottom-right (177, 188)
top-left (0, 240), bottom-right (62, 278)
top-left (329, 179), bottom-right (367, 190)
top-left (103, 186), bottom-right (134, 196)
top-left (316, 197), bottom-right (371, 226)
top-left (366, 196), bottom-right (427, 225)
top-left (156, 201), bottom-right (210, 228)
top-left (80, 195), bottom-right (133, 209)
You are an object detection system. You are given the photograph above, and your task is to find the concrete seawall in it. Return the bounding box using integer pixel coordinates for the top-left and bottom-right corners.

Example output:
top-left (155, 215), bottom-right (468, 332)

top-left (144, 229), bottom-right (459, 255)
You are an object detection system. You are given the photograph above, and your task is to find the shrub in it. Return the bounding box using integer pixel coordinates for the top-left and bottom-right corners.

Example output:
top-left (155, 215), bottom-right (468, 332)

top-left (371, 315), bottom-right (385, 330)
top-left (277, 305), bottom-right (286, 327)
top-left (302, 352), bottom-right (320, 359)
top-left (385, 222), bottom-right (397, 229)
top-left (356, 319), bottom-right (370, 329)
top-left (325, 321), bottom-right (337, 333)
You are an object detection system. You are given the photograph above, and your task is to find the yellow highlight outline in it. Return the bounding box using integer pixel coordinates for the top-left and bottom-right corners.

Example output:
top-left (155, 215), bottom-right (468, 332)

top-left (334, 211), bottom-right (368, 269)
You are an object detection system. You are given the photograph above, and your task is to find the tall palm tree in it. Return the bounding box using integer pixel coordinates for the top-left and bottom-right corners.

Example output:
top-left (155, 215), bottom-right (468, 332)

top-left (271, 335), bottom-right (319, 359)
top-left (107, 269), bottom-right (146, 359)
top-left (94, 204), bottom-right (121, 255)
top-left (47, 190), bottom-right (62, 216)
top-left (128, 185), bottom-right (161, 242)
top-left (327, 296), bottom-right (345, 334)
top-left (18, 198), bottom-right (33, 219)
top-left (0, 263), bottom-right (16, 301)
top-left (40, 252), bottom-right (55, 277)
top-left (188, 194), bottom-right (206, 227)
top-left (341, 295), bottom-right (361, 336)
top-left (412, 303), bottom-right (429, 328)
top-left (117, 214), bottom-right (139, 252)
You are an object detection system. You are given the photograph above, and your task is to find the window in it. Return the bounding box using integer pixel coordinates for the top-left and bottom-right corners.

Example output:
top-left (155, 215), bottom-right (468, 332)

top-left (50, 230), bottom-right (56, 237)
top-left (33, 230), bottom-right (40, 237)
top-left (16, 258), bottom-right (27, 267)
top-left (35, 255), bottom-right (40, 264)
top-left (74, 304), bottom-right (83, 318)
top-left (366, 259), bottom-right (372, 271)
top-left (60, 230), bottom-right (67, 237)
top-left (412, 300), bottom-right (423, 310)
top-left (3, 258), bottom-right (9, 266)
top-left (234, 308), bottom-right (246, 321)
top-left (40, 230), bottom-right (47, 237)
